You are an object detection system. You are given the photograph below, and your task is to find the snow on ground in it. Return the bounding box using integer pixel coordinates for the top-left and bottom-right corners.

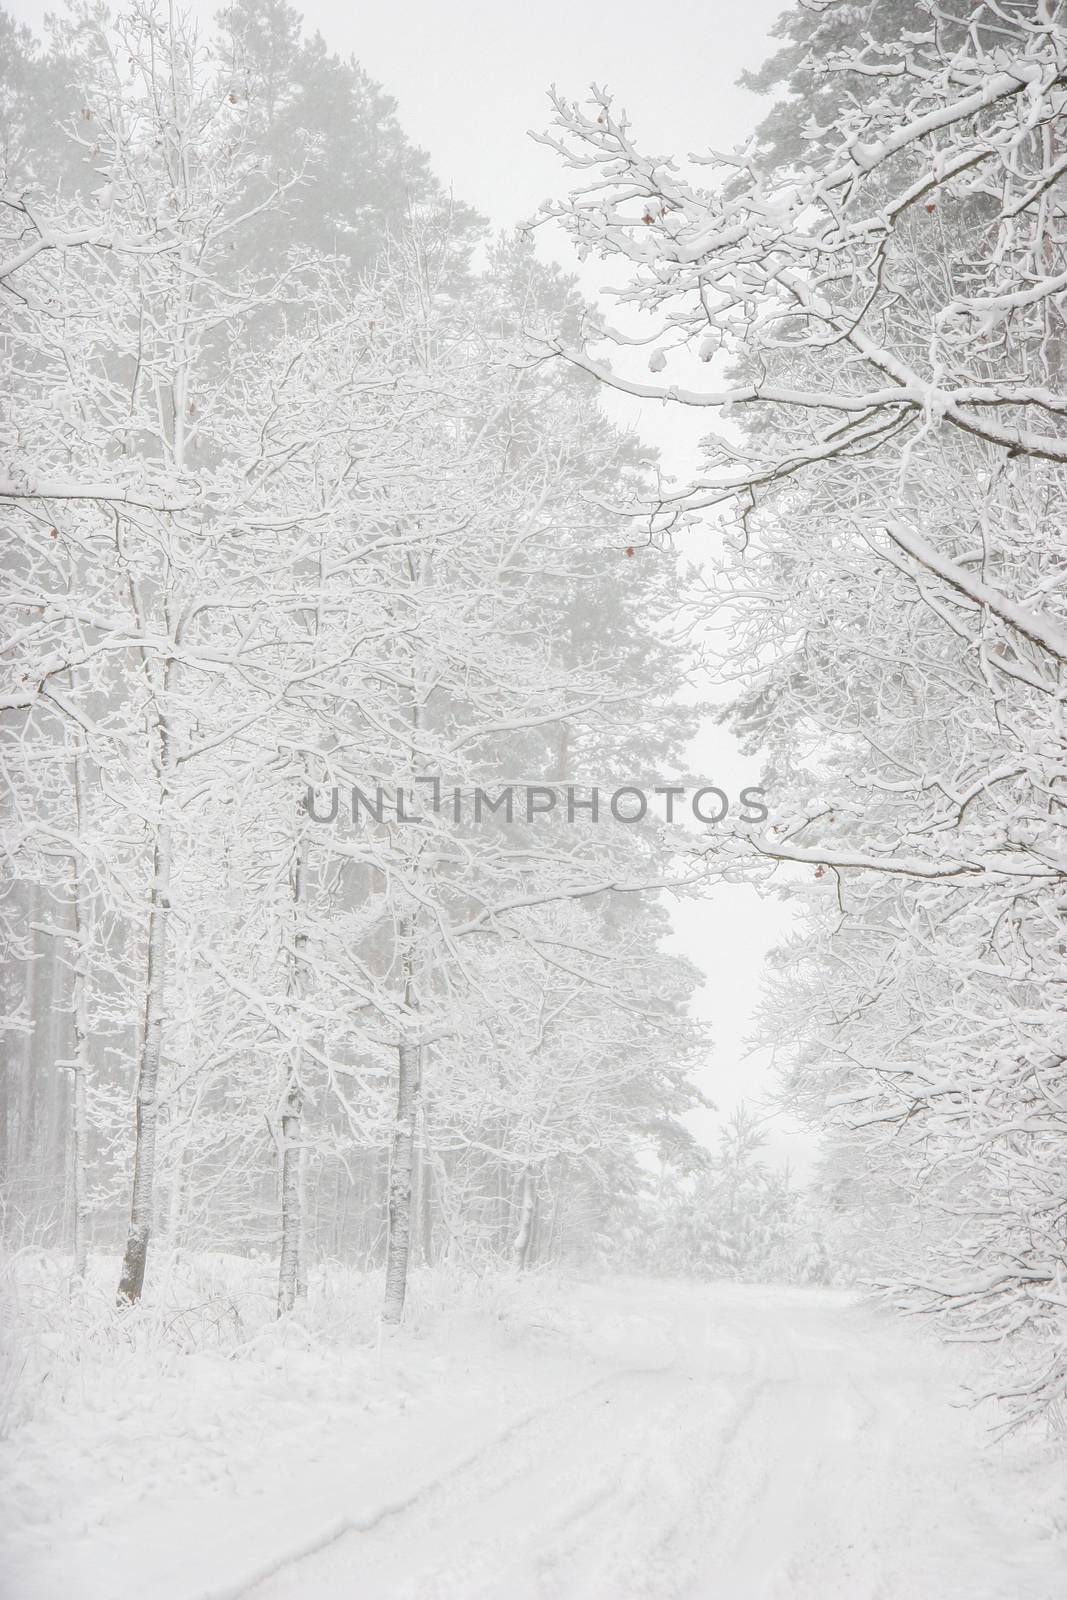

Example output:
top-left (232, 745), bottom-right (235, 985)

top-left (1, 1265), bottom-right (1065, 1600)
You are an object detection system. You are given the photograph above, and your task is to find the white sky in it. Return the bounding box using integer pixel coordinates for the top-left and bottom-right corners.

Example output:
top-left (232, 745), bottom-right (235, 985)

top-left (9, 0), bottom-right (817, 1174)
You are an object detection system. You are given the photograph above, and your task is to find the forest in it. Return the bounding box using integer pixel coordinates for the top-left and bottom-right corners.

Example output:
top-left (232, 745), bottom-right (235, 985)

top-left (2, 2), bottom-right (1067, 1595)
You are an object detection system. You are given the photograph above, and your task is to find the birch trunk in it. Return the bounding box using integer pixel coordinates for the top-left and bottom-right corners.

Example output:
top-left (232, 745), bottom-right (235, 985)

top-left (277, 1078), bottom-right (303, 1314)
top-left (277, 843), bottom-right (308, 1316)
top-left (70, 1003), bottom-right (89, 1282)
top-left (67, 908), bottom-right (89, 1282)
top-left (117, 805), bottom-right (171, 1304)
top-left (510, 1167), bottom-right (537, 1269)
top-left (117, 682), bottom-right (175, 1305)
top-left (69, 728), bottom-right (90, 1282)
top-left (418, 1131), bottom-right (434, 1265)
top-left (381, 1036), bottom-right (421, 1324)
top-left (381, 619), bottom-right (427, 1325)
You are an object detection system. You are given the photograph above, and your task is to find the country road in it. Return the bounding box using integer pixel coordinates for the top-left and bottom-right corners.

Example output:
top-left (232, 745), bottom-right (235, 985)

top-left (4, 1280), bottom-right (1064, 1600)
top-left (245, 1282), bottom-right (1063, 1600)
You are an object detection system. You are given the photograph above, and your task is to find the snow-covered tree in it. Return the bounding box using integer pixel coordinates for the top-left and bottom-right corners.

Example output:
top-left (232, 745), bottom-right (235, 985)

top-left (1, 4), bottom-right (707, 1326)
top-left (625, 1106), bottom-right (799, 1283)
top-left (542, 0), bottom-right (1067, 1423)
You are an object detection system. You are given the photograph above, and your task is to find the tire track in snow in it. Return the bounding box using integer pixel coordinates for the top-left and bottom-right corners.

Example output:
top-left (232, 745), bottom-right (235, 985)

top-left (185, 1361), bottom-right (672, 1600)
top-left (244, 1310), bottom-right (770, 1599)
top-left (242, 1364), bottom-right (718, 1599)
top-left (194, 1286), bottom-right (1067, 1600)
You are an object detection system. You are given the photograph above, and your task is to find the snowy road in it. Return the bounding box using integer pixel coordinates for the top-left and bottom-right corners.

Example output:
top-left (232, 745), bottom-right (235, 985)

top-left (4, 1279), bottom-right (1064, 1600)
top-left (243, 1282), bottom-right (1062, 1600)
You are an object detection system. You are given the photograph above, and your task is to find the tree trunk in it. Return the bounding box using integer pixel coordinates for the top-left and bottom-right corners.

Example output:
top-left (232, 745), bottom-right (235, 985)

top-left (419, 1128), bottom-right (434, 1265)
top-left (70, 919), bottom-right (90, 1283)
top-left (69, 734), bottom-right (90, 1282)
top-left (381, 1034), bottom-right (420, 1324)
top-left (510, 1167), bottom-right (537, 1269)
top-left (277, 1077), bottom-right (303, 1314)
top-left (278, 842), bottom-right (308, 1316)
top-left (117, 813), bottom-right (171, 1304)
top-left (381, 672), bottom-right (425, 1325)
